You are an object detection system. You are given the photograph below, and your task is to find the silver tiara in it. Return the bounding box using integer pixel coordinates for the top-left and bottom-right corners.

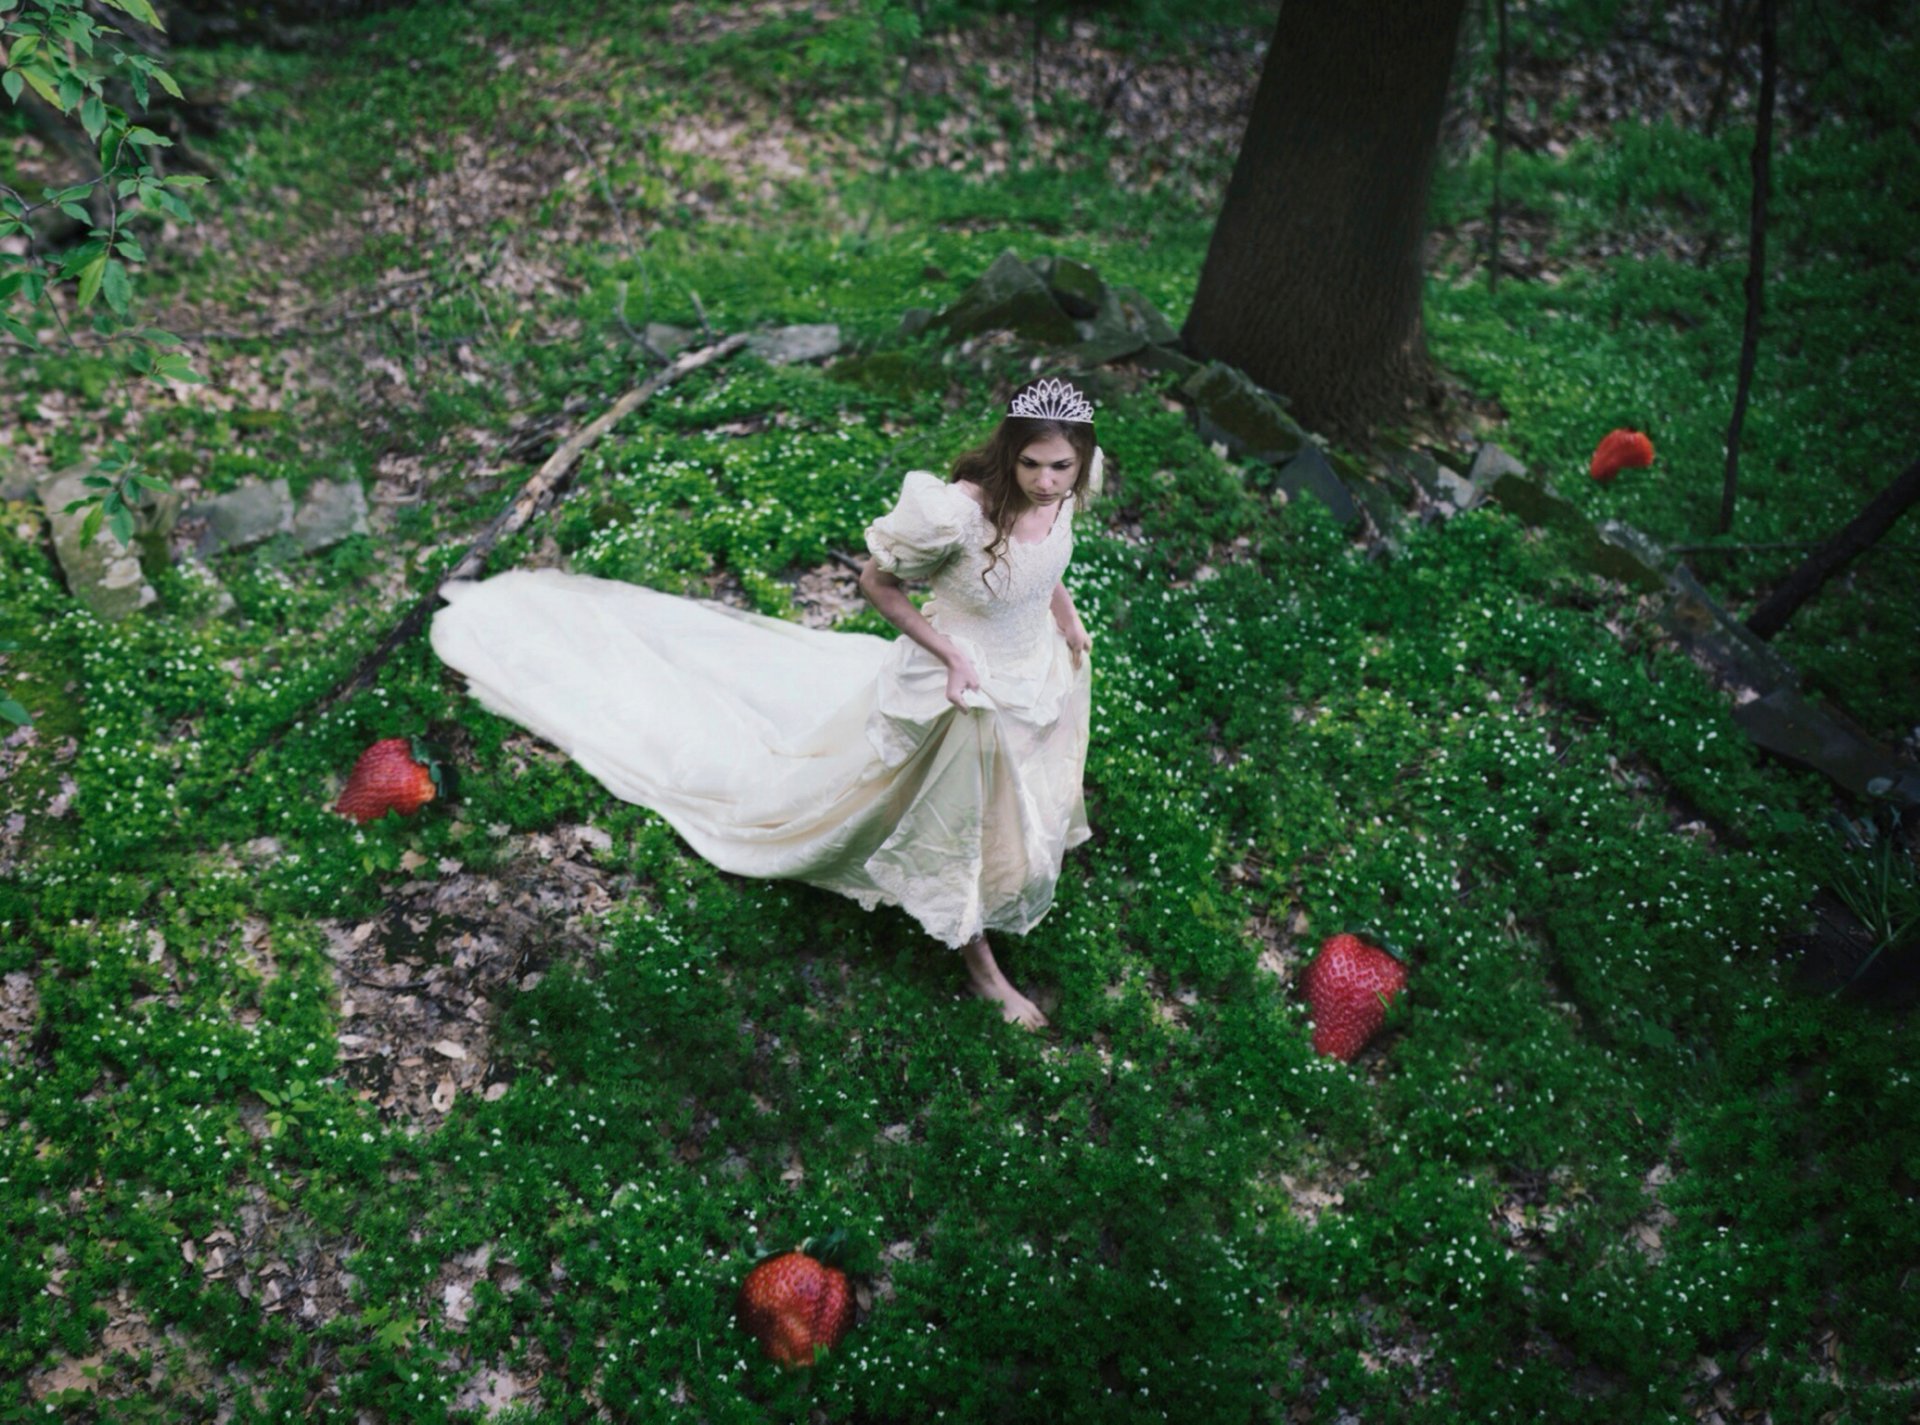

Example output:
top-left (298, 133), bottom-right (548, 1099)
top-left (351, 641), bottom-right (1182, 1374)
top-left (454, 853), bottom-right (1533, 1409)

top-left (1008, 378), bottom-right (1094, 424)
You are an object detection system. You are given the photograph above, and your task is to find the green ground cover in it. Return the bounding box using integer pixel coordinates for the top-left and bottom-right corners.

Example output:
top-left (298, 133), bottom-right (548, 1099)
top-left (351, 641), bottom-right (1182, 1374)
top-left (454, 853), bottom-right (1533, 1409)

top-left (2, 1), bottom-right (1915, 1420)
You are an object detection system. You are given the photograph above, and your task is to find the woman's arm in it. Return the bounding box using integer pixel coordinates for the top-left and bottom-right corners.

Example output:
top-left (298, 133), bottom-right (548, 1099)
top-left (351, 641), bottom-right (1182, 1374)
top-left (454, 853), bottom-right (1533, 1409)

top-left (858, 558), bottom-right (982, 710)
top-left (1050, 579), bottom-right (1083, 634)
top-left (1051, 579), bottom-right (1091, 667)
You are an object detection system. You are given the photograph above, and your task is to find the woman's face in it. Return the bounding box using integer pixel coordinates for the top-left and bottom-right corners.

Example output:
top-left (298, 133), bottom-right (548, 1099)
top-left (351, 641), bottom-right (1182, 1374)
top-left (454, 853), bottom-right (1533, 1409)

top-left (1014, 433), bottom-right (1079, 506)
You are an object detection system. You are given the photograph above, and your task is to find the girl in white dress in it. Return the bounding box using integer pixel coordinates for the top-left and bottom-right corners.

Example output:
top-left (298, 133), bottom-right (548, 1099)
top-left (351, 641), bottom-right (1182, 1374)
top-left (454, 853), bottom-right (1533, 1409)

top-left (428, 376), bottom-right (1101, 1030)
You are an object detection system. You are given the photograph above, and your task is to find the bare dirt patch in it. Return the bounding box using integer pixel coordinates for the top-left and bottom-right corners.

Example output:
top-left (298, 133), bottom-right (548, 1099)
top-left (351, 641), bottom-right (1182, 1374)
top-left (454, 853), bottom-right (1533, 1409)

top-left (321, 816), bottom-right (639, 1132)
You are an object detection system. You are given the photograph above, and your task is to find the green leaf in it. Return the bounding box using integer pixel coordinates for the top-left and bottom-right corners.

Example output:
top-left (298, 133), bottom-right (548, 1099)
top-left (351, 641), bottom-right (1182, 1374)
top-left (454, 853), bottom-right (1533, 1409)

top-left (80, 93), bottom-right (104, 138)
top-left (56, 72), bottom-right (81, 111)
top-left (153, 352), bottom-right (202, 383)
top-left (58, 201), bottom-right (90, 223)
top-left (151, 66), bottom-right (183, 101)
top-left (1, 314), bottom-right (44, 350)
top-left (2, 70), bottom-right (22, 105)
top-left (7, 36), bottom-right (39, 67)
top-left (125, 126), bottom-right (170, 147)
top-left (79, 504), bottom-right (104, 547)
top-left (100, 0), bottom-right (166, 31)
top-left (162, 174), bottom-right (208, 189)
top-left (109, 506), bottom-right (133, 544)
top-left (114, 237), bottom-right (144, 262)
top-left (0, 698), bottom-right (30, 727)
top-left (100, 258), bottom-right (131, 314)
top-left (20, 65), bottom-right (59, 107)
top-left (75, 251), bottom-right (108, 310)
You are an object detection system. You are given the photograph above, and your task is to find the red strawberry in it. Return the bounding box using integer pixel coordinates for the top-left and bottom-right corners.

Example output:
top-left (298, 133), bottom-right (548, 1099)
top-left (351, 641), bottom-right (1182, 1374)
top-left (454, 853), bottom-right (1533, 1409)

top-left (1589, 429), bottom-right (1655, 482)
top-left (333, 736), bottom-right (445, 823)
top-left (1299, 932), bottom-right (1408, 1061)
top-left (736, 1249), bottom-right (854, 1368)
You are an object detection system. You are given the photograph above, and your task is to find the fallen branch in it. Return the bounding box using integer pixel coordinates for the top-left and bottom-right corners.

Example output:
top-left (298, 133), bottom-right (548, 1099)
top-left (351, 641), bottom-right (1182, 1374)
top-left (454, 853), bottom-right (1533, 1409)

top-left (336, 330), bottom-right (751, 700)
top-left (228, 331), bottom-right (751, 784)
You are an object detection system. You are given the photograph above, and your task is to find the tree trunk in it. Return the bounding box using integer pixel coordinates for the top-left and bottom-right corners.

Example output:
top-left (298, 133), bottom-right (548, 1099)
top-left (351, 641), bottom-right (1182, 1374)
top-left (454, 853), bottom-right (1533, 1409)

top-left (1488, 0), bottom-right (1508, 292)
top-left (1180, 0), bottom-right (1470, 437)
top-left (1745, 454), bottom-right (1920, 641)
top-left (1718, 0), bottom-right (1776, 536)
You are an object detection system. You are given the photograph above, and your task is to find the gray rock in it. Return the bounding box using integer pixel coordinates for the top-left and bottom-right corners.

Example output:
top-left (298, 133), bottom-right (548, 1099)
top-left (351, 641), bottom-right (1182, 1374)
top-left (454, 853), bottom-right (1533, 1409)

top-left (1377, 447), bottom-right (1474, 511)
top-left (931, 249), bottom-right (1079, 345)
top-left (292, 477), bottom-right (371, 553)
top-left (1273, 446), bottom-right (1360, 529)
top-left (1, 457), bottom-right (35, 502)
top-left (186, 478), bottom-right (296, 557)
top-left (1180, 362), bottom-right (1309, 464)
top-left (1034, 255), bottom-right (1104, 318)
top-left (745, 323), bottom-right (842, 366)
top-left (1468, 442), bottom-right (1528, 490)
top-left (1067, 279), bottom-right (1174, 363)
top-left (1066, 330), bottom-right (1148, 366)
top-left (1484, 466), bottom-right (1588, 535)
top-left (1434, 467), bottom-right (1481, 511)
top-left (1352, 473), bottom-right (1409, 539)
top-left (1580, 519), bottom-right (1669, 592)
top-left (1134, 344), bottom-right (1203, 380)
top-left (1101, 283), bottom-right (1179, 345)
top-left (1656, 564), bottom-right (1799, 696)
top-left (35, 465), bottom-right (158, 621)
top-left (1733, 687), bottom-right (1920, 808)
top-left (897, 307), bottom-right (936, 339)
top-left (1372, 448), bottom-right (1427, 498)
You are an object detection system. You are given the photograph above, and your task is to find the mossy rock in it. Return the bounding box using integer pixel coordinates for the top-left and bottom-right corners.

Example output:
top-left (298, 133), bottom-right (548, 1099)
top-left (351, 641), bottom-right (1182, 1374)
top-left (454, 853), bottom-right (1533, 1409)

top-left (1033, 254), bottom-right (1105, 319)
top-left (1579, 519), bottom-right (1671, 593)
top-left (930, 249), bottom-right (1079, 345)
top-left (1181, 361), bottom-right (1309, 464)
top-left (1273, 446), bottom-right (1360, 529)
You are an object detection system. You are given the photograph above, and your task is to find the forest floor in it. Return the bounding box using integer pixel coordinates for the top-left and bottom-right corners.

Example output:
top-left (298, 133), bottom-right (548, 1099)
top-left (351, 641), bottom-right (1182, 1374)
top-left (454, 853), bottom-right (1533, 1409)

top-left (1, 1), bottom-right (1916, 1421)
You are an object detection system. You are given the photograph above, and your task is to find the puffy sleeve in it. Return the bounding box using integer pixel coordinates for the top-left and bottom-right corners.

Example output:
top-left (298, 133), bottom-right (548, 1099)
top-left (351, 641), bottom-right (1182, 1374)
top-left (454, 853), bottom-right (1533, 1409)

top-left (863, 470), bottom-right (967, 580)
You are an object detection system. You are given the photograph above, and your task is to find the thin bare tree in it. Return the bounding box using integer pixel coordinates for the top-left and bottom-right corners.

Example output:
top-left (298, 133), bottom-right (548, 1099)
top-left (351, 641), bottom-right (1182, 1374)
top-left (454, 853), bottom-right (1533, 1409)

top-left (1718, 0), bottom-right (1777, 535)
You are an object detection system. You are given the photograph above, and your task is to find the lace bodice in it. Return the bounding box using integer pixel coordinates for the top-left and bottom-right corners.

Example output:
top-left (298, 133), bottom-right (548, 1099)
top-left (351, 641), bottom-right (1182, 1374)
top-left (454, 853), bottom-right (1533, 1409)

top-left (863, 470), bottom-right (1074, 677)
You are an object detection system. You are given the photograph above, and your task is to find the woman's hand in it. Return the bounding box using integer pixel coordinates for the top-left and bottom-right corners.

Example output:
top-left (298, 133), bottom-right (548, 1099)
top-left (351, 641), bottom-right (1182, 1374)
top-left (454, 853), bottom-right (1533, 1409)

top-left (1060, 619), bottom-right (1092, 669)
top-left (944, 650), bottom-right (985, 711)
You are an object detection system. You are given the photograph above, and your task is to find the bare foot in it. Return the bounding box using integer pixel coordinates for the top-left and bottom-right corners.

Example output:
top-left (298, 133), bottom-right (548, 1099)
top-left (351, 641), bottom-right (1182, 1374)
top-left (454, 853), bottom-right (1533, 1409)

top-left (960, 934), bottom-right (1050, 1031)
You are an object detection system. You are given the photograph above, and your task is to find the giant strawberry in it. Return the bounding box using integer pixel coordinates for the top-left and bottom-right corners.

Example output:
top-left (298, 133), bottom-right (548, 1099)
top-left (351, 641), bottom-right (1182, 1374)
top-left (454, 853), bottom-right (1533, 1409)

top-left (736, 1245), bottom-right (854, 1368)
top-left (1589, 428), bottom-right (1655, 483)
top-left (333, 736), bottom-right (447, 823)
top-left (1299, 932), bottom-right (1408, 1061)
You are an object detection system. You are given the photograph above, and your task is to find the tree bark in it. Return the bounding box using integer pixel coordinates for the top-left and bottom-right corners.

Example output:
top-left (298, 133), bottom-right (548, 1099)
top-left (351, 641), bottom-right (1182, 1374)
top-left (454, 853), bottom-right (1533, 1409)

top-left (1718, 0), bottom-right (1775, 535)
top-left (1488, 0), bottom-right (1508, 292)
top-left (1180, 0), bottom-right (1470, 437)
top-left (1745, 454), bottom-right (1920, 641)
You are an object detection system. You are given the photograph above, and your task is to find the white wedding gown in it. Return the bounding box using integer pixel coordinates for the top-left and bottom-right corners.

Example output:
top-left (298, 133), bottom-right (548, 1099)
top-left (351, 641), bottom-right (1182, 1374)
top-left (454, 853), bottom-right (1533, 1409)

top-left (427, 470), bottom-right (1092, 949)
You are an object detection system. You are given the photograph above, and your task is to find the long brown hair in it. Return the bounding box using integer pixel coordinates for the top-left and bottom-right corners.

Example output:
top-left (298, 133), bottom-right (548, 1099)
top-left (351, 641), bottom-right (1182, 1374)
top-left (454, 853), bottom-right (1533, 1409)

top-left (947, 378), bottom-right (1097, 589)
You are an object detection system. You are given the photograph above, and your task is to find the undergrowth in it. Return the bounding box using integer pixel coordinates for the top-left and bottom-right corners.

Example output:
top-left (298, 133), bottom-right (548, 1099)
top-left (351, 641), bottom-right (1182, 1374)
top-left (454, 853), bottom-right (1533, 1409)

top-left (1, 0), bottom-right (1915, 1421)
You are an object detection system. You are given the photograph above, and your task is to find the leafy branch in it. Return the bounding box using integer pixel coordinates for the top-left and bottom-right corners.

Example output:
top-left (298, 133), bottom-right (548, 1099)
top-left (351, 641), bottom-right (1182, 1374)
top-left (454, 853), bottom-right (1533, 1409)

top-left (1, 0), bottom-right (211, 725)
